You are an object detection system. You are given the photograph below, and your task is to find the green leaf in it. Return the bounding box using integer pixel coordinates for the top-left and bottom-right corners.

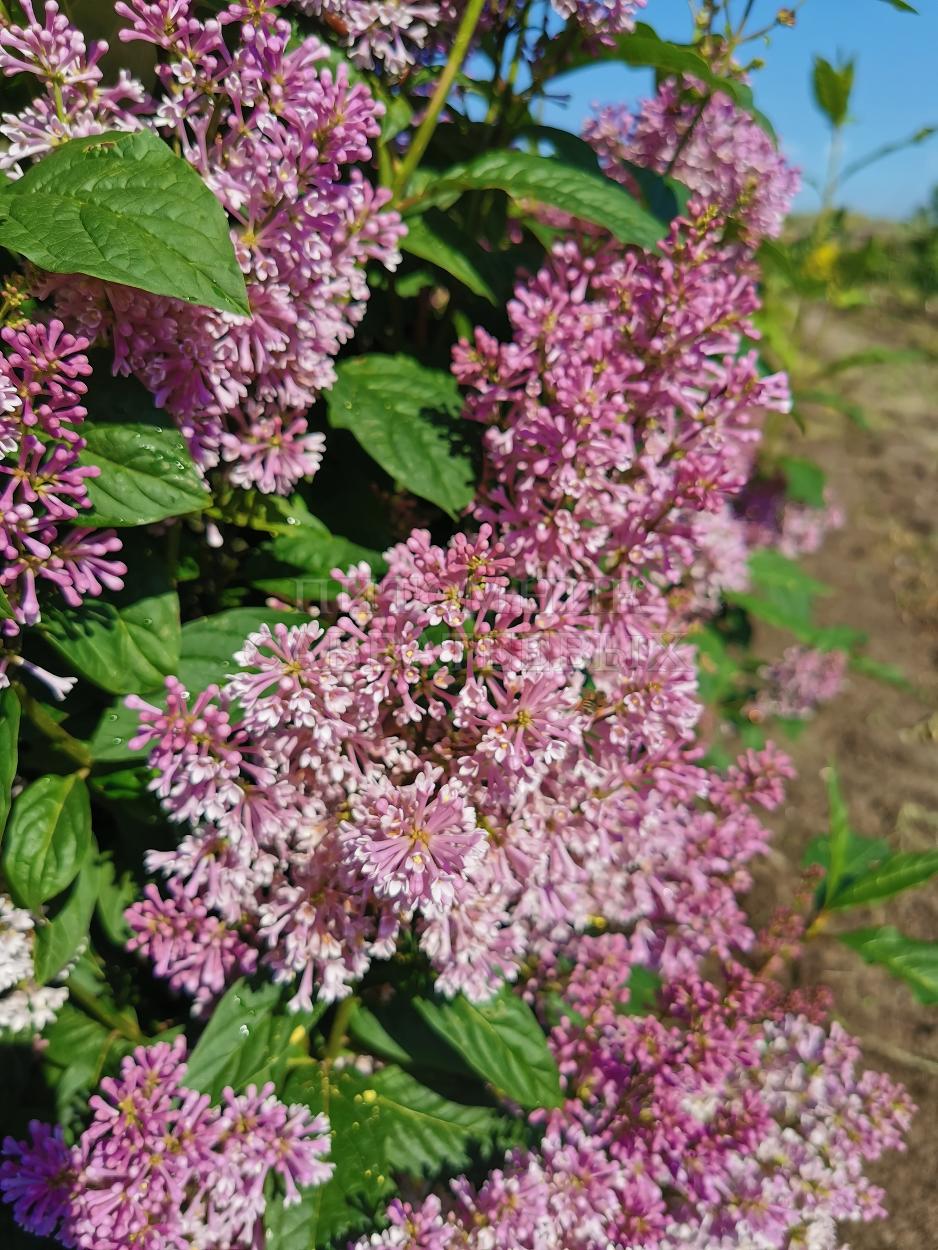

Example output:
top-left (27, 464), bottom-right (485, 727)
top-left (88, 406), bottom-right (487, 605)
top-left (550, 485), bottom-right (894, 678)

top-left (415, 986), bottom-right (563, 1110)
top-left (212, 488), bottom-right (320, 538)
top-left (780, 456), bottom-right (826, 508)
top-left (366, 1065), bottom-right (505, 1176)
top-left (877, 0), bottom-right (917, 12)
top-left (0, 130), bottom-right (248, 315)
top-left (804, 827), bottom-right (892, 885)
top-left (42, 539), bottom-right (180, 695)
top-left (401, 209), bottom-right (507, 304)
top-left (726, 549), bottom-right (828, 638)
top-left (328, 355), bottom-right (475, 517)
top-left (812, 56), bottom-right (855, 129)
top-left (33, 854), bottom-right (101, 983)
top-left (2, 773), bottom-right (92, 910)
top-left (749, 548), bottom-right (829, 601)
top-left (42, 1000), bottom-right (136, 1121)
top-left (0, 684), bottom-right (20, 841)
top-left (270, 1066), bottom-right (394, 1249)
top-left (849, 653), bottom-right (912, 691)
top-left (244, 523), bottom-right (387, 606)
top-left (95, 858), bottom-right (136, 945)
top-left (77, 370), bottom-right (208, 526)
top-left (174, 607), bottom-right (307, 693)
top-left (829, 850), bottom-right (938, 909)
top-left (88, 606), bottom-right (306, 762)
top-left (823, 766), bottom-right (851, 906)
top-left (185, 979), bottom-right (293, 1100)
top-left (693, 626), bottom-right (738, 705)
top-left (840, 926), bottom-right (938, 1003)
top-left (411, 149), bottom-right (664, 251)
top-left (616, 966), bottom-right (662, 1016)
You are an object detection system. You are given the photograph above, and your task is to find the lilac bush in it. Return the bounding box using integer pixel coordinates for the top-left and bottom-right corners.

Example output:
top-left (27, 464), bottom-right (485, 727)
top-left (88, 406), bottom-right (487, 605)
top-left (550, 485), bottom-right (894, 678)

top-left (0, 2), bottom-right (932, 1248)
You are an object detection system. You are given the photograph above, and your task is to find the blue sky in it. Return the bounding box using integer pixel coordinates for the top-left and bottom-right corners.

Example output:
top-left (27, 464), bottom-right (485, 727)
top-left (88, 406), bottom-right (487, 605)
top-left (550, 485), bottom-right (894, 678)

top-left (539, 1), bottom-right (938, 219)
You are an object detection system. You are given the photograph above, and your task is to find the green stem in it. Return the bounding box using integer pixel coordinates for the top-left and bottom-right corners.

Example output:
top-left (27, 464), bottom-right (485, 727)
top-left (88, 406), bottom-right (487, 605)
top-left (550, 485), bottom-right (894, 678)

top-left (377, 138), bottom-right (393, 188)
top-left (13, 684), bottom-right (91, 769)
top-left (325, 994), bottom-right (356, 1063)
top-left (392, 0), bottom-right (487, 199)
top-left (52, 81), bottom-right (66, 125)
top-left (204, 92), bottom-right (226, 148)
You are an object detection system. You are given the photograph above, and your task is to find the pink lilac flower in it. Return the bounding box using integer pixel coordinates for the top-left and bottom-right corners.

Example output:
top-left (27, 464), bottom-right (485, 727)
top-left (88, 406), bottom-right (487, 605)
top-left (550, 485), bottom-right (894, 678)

top-left (1, 1), bottom-right (403, 496)
top-left (1, 1038), bottom-right (332, 1249)
top-left (117, 203), bottom-right (803, 1009)
top-left (586, 79), bottom-right (800, 242)
top-left (294, 0), bottom-right (446, 75)
top-left (551, 0), bottom-right (646, 39)
top-left (354, 937), bottom-right (913, 1249)
top-left (0, 320), bottom-right (126, 627)
top-left (751, 645), bottom-right (848, 722)
top-left (341, 766), bottom-right (486, 910)
top-left (0, 1122), bottom-right (78, 1244)
top-left (125, 882), bottom-right (258, 1013)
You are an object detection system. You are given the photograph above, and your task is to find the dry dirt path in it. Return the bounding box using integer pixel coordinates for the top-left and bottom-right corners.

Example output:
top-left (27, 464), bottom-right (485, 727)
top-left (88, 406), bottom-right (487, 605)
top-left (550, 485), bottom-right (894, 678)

top-left (758, 303), bottom-right (938, 1248)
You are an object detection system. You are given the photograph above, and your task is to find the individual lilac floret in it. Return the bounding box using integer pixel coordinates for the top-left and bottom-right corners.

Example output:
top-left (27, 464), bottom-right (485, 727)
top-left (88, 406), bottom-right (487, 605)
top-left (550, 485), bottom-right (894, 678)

top-left (341, 766), bottom-right (486, 910)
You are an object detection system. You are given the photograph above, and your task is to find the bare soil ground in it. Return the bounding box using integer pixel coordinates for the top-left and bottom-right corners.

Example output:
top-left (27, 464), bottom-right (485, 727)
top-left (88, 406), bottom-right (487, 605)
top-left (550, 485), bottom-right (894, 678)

top-left (759, 302), bottom-right (938, 1248)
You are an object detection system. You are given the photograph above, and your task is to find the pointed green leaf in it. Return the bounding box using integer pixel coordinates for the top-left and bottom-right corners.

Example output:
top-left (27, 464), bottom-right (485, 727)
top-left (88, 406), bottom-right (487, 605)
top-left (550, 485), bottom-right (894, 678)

top-left (0, 684), bottom-right (20, 841)
top-left (401, 209), bottom-right (507, 304)
top-left (812, 56), bottom-right (855, 129)
top-left (77, 371), bottom-right (208, 526)
top-left (185, 979), bottom-right (292, 1099)
top-left (0, 130), bottom-right (249, 314)
top-left (412, 149), bottom-right (664, 251)
top-left (414, 986), bottom-right (563, 1110)
top-left (780, 456), bottom-right (826, 509)
top-left (42, 540), bottom-right (180, 695)
top-left (2, 773), bottom-right (92, 910)
top-left (33, 854), bottom-right (101, 983)
top-left (830, 850), bottom-right (938, 909)
top-left (328, 355), bottom-right (475, 517)
top-left (840, 926), bottom-right (938, 1003)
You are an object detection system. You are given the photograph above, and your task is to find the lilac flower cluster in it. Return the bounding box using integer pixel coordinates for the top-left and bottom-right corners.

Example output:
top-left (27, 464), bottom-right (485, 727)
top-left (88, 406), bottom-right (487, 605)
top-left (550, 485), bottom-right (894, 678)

top-left (0, 318), bottom-right (126, 636)
top-left (586, 78), bottom-right (801, 241)
top-left (0, 0), bottom-right (403, 495)
top-left (0, 893), bottom-right (68, 1035)
top-left (293, 0), bottom-right (645, 75)
top-left (752, 644), bottom-right (848, 722)
top-left (355, 935), bottom-right (913, 1249)
top-left (737, 475), bottom-right (846, 558)
top-left (0, 1037), bottom-right (332, 1249)
top-left (551, 0), bottom-right (647, 39)
top-left (118, 205), bottom-right (800, 1013)
top-left (294, 0), bottom-right (450, 74)
top-left (455, 214), bottom-right (791, 588)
